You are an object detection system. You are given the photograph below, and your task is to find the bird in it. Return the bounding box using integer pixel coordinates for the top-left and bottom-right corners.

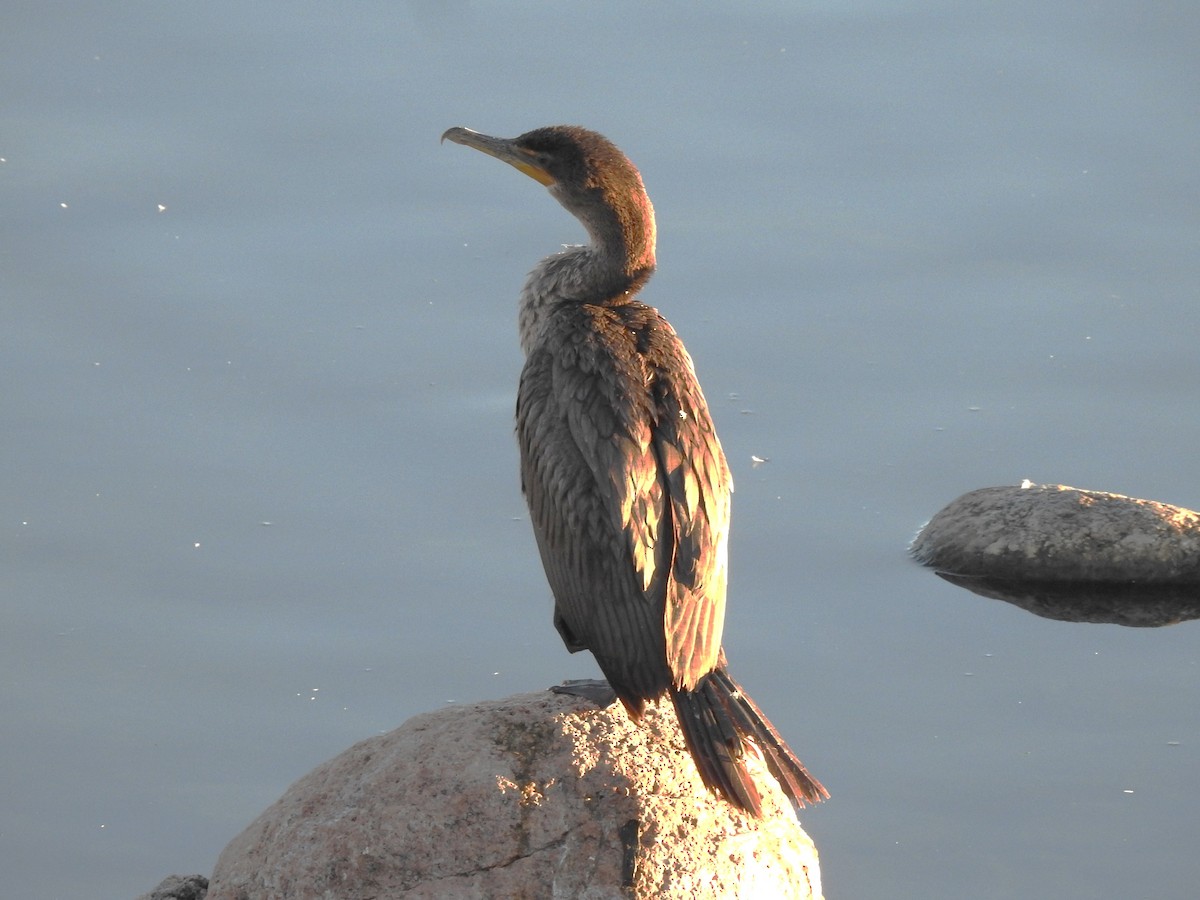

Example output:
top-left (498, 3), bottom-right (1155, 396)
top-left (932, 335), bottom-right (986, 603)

top-left (442, 124), bottom-right (827, 815)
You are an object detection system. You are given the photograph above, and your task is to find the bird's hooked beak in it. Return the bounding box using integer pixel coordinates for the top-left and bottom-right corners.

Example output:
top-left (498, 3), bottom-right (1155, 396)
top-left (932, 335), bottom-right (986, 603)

top-left (441, 127), bottom-right (556, 187)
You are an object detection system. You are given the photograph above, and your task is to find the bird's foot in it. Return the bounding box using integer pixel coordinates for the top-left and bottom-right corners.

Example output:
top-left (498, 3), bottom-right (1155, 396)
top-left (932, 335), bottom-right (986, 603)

top-left (550, 678), bottom-right (618, 708)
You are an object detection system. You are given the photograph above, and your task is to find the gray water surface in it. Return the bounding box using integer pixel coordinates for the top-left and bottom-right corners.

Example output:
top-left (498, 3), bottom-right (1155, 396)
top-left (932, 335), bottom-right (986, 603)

top-left (4, 3), bottom-right (1198, 898)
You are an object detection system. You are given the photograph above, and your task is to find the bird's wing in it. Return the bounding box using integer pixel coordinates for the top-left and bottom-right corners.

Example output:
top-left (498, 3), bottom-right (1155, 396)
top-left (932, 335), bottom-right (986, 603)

top-left (517, 323), bottom-right (670, 707)
top-left (640, 317), bottom-right (732, 690)
top-left (517, 304), bottom-right (731, 699)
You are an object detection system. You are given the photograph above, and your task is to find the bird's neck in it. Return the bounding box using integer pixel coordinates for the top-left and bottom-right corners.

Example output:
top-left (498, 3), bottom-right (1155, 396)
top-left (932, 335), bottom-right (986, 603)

top-left (518, 189), bottom-right (657, 356)
top-left (553, 177), bottom-right (657, 280)
top-left (577, 183), bottom-right (657, 275)
top-left (518, 182), bottom-right (662, 355)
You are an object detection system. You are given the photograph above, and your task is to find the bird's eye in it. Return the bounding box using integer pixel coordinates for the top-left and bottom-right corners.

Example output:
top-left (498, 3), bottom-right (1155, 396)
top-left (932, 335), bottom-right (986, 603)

top-left (517, 147), bottom-right (550, 168)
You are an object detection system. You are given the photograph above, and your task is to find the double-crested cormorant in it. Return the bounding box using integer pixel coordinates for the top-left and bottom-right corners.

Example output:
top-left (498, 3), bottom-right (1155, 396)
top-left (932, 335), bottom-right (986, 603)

top-left (442, 124), bottom-right (827, 815)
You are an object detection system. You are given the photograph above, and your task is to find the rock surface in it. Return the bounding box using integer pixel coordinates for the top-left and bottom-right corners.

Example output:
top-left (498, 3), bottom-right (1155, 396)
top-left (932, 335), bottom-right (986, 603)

top-left (205, 690), bottom-right (822, 899)
top-left (912, 482), bottom-right (1200, 582)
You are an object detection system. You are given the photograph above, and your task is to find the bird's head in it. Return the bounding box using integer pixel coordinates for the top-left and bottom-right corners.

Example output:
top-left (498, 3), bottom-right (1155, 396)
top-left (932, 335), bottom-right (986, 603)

top-left (442, 124), bottom-right (656, 278)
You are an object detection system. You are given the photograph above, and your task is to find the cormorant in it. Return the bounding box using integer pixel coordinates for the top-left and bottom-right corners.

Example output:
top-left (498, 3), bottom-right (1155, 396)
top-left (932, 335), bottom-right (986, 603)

top-left (442, 124), bottom-right (827, 815)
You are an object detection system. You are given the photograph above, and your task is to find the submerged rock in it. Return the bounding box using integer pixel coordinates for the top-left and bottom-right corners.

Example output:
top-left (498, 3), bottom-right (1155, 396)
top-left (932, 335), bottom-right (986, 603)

top-left (205, 689), bottom-right (822, 900)
top-left (933, 572), bottom-right (1200, 626)
top-left (912, 482), bottom-right (1200, 583)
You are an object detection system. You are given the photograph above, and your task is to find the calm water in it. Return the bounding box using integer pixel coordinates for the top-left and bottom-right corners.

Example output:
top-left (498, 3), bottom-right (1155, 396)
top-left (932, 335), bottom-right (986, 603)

top-left (4, 3), bottom-right (1198, 898)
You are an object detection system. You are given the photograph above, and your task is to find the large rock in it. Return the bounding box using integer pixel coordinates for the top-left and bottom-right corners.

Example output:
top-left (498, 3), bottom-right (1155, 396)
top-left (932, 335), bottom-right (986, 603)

top-left (135, 875), bottom-right (208, 900)
top-left (912, 482), bottom-right (1200, 583)
top-left (205, 690), bottom-right (822, 899)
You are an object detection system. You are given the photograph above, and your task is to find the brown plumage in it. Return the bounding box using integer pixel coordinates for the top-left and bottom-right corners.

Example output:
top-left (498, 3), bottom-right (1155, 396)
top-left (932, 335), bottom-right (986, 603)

top-left (442, 124), bottom-right (827, 815)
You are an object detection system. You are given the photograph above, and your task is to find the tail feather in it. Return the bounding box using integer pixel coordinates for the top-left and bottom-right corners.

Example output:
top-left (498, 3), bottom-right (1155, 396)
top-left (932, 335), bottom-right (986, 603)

top-left (710, 667), bottom-right (829, 807)
top-left (670, 666), bottom-right (828, 816)
top-left (671, 680), bottom-right (763, 813)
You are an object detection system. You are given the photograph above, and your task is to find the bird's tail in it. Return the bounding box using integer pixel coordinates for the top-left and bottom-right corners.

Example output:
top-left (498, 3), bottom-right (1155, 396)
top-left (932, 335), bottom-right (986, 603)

top-left (670, 666), bottom-right (828, 816)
